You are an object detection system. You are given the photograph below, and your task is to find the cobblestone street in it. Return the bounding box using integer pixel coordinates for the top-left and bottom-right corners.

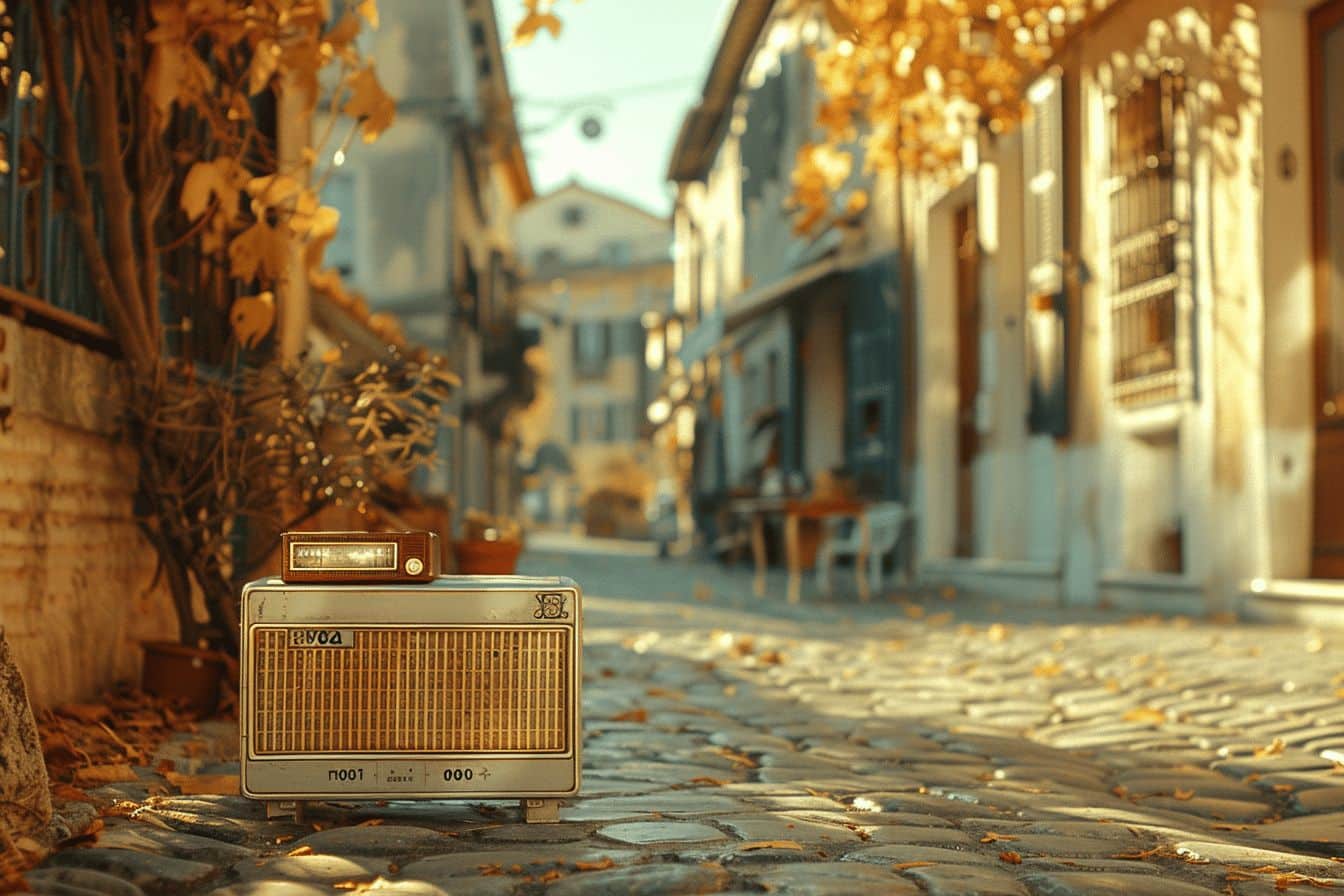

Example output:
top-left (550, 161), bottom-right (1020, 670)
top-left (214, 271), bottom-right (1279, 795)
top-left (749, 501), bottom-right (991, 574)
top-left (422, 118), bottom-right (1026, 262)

top-left (24, 547), bottom-right (1344, 895)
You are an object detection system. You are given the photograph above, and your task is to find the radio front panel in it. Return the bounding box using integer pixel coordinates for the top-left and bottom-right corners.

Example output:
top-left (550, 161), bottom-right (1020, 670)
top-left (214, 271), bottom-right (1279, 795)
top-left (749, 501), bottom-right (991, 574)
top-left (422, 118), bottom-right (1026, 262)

top-left (240, 577), bottom-right (581, 802)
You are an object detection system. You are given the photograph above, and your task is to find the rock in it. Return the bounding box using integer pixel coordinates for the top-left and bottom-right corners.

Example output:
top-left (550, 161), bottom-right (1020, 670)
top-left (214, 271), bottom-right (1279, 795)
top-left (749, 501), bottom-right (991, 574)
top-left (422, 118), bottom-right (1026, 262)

top-left (542, 862), bottom-right (732, 896)
top-left (0, 630), bottom-right (51, 839)
top-left (285, 824), bottom-right (449, 858)
top-left (24, 867), bottom-right (147, 896)
top-left (45, 847), bottom-right (218, 895)
top-left (901, 864), bottom-right (1031, 896)
top-left (1018, 871), bottom-right (1225, 895)
top-left (597, 821), bottom-right (729, 844)
top-left (752, 861), bottom-right (921, 894)
top-left (96, 821), bottom-right (254, 864)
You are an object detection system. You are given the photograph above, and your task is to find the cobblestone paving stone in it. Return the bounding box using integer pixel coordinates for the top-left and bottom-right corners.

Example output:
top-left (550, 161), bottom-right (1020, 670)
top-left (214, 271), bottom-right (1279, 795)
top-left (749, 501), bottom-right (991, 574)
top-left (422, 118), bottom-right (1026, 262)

top-left (23, 549), bottom-right (1344, 894)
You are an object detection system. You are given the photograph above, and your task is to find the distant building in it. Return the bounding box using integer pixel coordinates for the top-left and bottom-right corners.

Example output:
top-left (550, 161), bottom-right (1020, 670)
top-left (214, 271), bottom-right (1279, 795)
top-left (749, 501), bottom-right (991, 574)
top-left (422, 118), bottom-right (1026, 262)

top-left (512, 183), bottom-right (672, 536)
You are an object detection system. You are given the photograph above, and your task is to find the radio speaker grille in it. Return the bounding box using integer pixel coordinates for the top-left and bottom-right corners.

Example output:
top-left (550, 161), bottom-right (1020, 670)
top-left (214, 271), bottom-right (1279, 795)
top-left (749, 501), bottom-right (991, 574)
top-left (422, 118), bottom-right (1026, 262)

top-left (250, 628), bottom-right (571, 754)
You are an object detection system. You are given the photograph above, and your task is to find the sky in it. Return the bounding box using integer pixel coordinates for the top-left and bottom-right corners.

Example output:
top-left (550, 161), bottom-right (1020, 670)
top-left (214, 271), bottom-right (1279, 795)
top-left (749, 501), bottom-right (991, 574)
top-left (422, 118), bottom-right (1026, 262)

top-left (498, 0), bottom-right (732, 217)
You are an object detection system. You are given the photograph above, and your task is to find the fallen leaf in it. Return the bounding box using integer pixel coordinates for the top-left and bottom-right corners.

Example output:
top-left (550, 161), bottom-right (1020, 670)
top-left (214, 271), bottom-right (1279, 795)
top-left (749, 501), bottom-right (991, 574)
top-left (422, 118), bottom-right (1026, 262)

top-left (610, 708), bottom-right (648, 723)
top-left (999, 851), bottom-right (1022, 864)
top-left (738, 840), bottom-right (804, 851)
top-left (1123, 706), bottom-right (1167, 725)
top-left (164, 772), bottom-right (240, 795)
top-left (573, 858), bottom-right (616, 872)
top-left (74, 764), bottom-right (138, 786)
top-left (286, 845), bottom-right (314, 857)
top-left (1033, 661), bottom-right (1064, 678)
top-left (229, 220), bottom-right (287, 282)
top-left (688, 777), bottom-right (729, 787)
top-left (343, 65), bottom-right (396, 142)
top-left (892, 861), bottom-right (938, 870)
top-left (478, 863), bottom-right (504, 876)
top-left (1255, 738), bottom-right (1287, 758)
top-left (1173, 788), bottom-right (1195, 800)
top-left (230, 291), bottom-right (276, 348)
top-left (980, 832), bottom-right (1018, 843)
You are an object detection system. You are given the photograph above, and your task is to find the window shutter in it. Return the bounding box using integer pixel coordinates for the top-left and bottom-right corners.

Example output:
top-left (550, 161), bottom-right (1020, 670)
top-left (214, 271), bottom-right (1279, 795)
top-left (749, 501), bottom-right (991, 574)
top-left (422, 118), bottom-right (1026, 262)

top-left (1024, 72), bottom-right (1069, 437)
top-left (1024, 73), bottom-right (1064, 293)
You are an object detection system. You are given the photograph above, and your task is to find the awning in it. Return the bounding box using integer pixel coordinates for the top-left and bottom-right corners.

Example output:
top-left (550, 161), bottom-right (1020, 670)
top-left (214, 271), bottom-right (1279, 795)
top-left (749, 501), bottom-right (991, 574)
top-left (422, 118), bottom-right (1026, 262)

top-left (679, 248), bottom-right (896, 365)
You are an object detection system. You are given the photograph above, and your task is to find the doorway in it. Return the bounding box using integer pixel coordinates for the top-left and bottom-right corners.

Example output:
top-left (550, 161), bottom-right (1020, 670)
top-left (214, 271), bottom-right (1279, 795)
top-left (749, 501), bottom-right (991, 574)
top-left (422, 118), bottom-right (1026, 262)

top-left (954, 203), bottom-right (981, 558)
top-left (1311, 0), bottom-right (1344, 577)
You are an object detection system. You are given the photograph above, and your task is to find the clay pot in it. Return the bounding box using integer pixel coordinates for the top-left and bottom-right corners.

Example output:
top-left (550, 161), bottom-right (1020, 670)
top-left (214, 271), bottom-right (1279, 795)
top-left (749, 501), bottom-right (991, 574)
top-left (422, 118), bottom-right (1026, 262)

top-left (453, 539), bottom-right (522, 575)
top-left (141, 641), bottom-right (227, 715)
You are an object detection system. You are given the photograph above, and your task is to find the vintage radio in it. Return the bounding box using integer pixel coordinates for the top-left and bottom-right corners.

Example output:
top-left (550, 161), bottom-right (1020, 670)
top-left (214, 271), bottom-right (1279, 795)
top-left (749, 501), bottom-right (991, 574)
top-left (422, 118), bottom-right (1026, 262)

top-left (240, 532), bottom-right (581, 823)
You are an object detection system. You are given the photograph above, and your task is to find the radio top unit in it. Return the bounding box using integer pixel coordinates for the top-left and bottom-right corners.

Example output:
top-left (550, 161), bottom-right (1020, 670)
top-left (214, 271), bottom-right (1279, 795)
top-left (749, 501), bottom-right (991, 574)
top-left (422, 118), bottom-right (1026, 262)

top-left (280, 530), bottom-right (439, 583)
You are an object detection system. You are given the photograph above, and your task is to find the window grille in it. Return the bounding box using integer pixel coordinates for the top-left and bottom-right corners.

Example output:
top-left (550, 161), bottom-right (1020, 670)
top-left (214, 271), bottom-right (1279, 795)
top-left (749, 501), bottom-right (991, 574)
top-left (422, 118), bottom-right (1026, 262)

top-left (1107, 70), bottom-right (1193, 407)
top-left (0, 1), bottom-right (105, 326)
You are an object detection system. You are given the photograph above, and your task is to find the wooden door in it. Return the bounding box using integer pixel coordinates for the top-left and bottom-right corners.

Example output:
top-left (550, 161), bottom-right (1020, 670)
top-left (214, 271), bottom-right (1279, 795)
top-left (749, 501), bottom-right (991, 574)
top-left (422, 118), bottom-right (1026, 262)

top-left (1311, 0), bottom-right (1344, 577)
top-left (954, 204), bottom-right (981, 558)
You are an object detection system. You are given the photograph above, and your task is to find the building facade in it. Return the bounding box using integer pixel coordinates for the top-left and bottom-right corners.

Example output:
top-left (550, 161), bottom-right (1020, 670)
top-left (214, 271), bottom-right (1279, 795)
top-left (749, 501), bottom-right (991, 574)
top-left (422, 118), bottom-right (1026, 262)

top-left (659, 0), bottom-right (907, 551)
top-left (894, 0), bottom-right (1344, 617)
top-left (318, 0), bottom-right (535, 523)
top-left (512, 183), bottom-right (672, 536)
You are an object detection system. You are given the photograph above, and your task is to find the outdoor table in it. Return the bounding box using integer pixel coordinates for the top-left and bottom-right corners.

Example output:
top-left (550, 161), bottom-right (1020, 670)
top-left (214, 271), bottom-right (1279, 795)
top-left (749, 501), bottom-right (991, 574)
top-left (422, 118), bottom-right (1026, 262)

top-left (727, 496), bottom-right (791, 598)
top-left (782, 498), bottom-right (868, 603)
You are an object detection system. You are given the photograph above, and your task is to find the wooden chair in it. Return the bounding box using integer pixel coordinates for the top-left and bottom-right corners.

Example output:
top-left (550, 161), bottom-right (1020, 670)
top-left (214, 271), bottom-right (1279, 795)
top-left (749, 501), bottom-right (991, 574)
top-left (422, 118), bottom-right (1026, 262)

top-left (815, 501), bottom-right (907, 600)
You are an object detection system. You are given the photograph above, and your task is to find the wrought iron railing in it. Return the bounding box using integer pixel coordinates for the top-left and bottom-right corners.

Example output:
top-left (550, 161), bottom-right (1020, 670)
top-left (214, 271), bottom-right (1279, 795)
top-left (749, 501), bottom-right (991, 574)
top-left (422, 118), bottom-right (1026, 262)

top-left (0, 0), bottom-right (106, 328)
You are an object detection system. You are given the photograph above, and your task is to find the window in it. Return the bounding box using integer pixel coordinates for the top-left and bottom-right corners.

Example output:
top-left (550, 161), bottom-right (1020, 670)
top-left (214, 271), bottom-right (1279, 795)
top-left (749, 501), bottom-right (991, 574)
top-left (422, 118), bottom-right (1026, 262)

top-left (535, 247), bottom-right (563, 272)
top-left (561, 204), bottom-right (586, 228)
top-left (573, 319), bottom-right (610, 378)
top-left (322, 174), bottom-right (358, 278)
top-left (1107, 70), bottom-right (1192, 407)
top-left (608, 402), bottom-right (638, 442)
top-left (600, 240), bottom-right (632, 266)
top-left (570, 404), bottom-right (608, 443)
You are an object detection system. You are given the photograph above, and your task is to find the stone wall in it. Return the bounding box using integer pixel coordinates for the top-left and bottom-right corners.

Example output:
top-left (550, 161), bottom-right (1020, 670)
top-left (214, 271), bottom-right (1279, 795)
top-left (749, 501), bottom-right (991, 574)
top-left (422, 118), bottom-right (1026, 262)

top-left (0, 319), bottom-right (175, 708)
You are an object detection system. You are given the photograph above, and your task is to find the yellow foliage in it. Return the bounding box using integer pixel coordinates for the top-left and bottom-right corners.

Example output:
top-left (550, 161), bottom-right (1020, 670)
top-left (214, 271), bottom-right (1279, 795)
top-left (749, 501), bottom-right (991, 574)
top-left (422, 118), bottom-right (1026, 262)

top-left (230, 292), bottom-right (277, 348)
top-left (343, 65), bottom-right (397, 143)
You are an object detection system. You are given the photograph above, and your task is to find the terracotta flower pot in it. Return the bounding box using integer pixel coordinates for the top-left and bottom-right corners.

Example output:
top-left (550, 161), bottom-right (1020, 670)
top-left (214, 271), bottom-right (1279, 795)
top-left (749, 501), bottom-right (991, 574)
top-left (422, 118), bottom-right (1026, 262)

top-left (141, 641), bottom-right (227, 715)
top-left (453, 539), bottom-right (522, 575)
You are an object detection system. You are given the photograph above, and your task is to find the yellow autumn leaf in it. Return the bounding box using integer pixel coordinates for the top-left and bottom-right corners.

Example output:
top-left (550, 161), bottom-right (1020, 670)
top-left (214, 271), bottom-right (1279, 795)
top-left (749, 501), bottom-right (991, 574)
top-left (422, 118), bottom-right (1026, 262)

top-left (343, 65), bottom-right (396, 142)
top-left (228, 220), bottom-right (288, 282)
top-left (303, 206), bottom-right (342, 270)
top-left (321, 346), bottom-right (343, 365)
top-left (736, 840), bottom-right (804, 852)
top-left (230, 292), bottom-right (276, 347)
top-left (180, 158), bottom-right (242, 221)
top-left (1032, 660), bottom-right (1064, 678)
top-left (1173, 788), bottom-right (1195, 800)
top-left (1123, 706), bottom-right (1167, 725)
top-left (246, 174), bottom-right (304, 209)
top-left (248, 38), bottom-right (281, 96)
top-left (1254, 738), bottom-right (1286, 758)
top-left (845, 189), bottom-right (870, 215)
top-left (357, 0), bottom-right (379, 29)
top-left (325, 11), bottom-right (362, 50)
top-left (512, 10), bottom-right (562, 47)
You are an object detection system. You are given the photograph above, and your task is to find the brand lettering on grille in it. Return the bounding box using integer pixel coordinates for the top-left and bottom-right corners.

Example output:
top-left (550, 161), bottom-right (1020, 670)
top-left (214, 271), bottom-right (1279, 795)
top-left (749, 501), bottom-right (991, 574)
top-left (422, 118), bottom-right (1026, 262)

top-left (289, 628), bottom-right (355, 648)
top-left (534, 593), bottom-right (569, 619)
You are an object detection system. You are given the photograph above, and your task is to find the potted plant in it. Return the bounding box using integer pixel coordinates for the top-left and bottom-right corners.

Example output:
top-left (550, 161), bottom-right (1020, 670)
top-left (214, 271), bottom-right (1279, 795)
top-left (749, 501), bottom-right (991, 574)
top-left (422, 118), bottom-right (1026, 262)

top-left (453, 510), bottom-right (524, 575)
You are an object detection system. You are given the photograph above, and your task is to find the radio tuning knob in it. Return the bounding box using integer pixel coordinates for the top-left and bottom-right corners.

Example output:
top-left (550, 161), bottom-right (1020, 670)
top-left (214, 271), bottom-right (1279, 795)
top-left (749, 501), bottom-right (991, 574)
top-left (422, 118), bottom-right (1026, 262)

top-left (405, 557), bottom-right (424, 575)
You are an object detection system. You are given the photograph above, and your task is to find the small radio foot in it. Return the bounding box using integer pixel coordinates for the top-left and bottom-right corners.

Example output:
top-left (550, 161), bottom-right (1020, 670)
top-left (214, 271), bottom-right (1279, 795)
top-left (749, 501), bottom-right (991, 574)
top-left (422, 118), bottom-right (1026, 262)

top-left (521, 798), bottom-right (560, 824)
top-left (265, 800), bottom-right (308, 823)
